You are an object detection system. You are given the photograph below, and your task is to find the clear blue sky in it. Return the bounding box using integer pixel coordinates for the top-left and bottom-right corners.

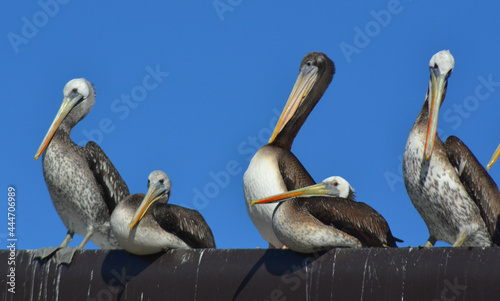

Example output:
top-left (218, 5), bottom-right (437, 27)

top-left (2, 1), bottom-right (500, 250)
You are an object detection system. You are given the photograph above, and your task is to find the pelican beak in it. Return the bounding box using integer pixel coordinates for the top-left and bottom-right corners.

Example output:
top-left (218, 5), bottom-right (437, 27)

top-left (424, 68), bottom-right (449, 161)
top-left (35, 92), bottom-right (85, 160)
top-left (486, 143), bottom-right (500, 171)
top-left (268, 64), bottom-right (319, 144)
top-left (129, 182), bottom-right (166, 229)
top-left (251, 182), bottom-right (336, 206)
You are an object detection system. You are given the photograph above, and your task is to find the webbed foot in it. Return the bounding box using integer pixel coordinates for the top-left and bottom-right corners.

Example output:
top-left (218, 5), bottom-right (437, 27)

top-left (54, 247), bottom-right (78, 264)
top-left (34, 247), bottom-right (60, 260)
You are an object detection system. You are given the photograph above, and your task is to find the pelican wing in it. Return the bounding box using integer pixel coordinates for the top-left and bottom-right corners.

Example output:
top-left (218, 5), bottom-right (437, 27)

top-left (301, 197), bottom-right (401, 247)
top-left (154, 204), bottom-right (216, 248)
top-left (444, 135), bottom-right (500, 245)
top-left (84, 141), bottom-right (130, 213)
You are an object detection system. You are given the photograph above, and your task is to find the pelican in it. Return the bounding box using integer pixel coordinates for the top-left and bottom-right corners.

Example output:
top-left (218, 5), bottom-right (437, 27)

top-left (35, 78), bottom-right (129, 264)
top-left (403, 50), bottom-right (500, 247)
top-left (251, 176), bottom-right (402, 253)
top-left (487, 144), bottom-right (500, 171)
top-left (243, 52), bottom-right (335, 248)
top-left (111, 170), bottom-right (216, 255)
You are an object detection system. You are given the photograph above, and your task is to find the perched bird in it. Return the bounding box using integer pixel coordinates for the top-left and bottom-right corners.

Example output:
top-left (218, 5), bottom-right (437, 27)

top-left (486, 144), bottom-right (500, 171)
top-left (243, 52), bottom-right (335, 248)
top-left (251, 176), bottom-right (402, 253)
top-left (111, 170), bottom-right (216, 255)
top-left (34, 78), bottom-right (129, 264)
top-left (403, 50), bottom-right (500, 247)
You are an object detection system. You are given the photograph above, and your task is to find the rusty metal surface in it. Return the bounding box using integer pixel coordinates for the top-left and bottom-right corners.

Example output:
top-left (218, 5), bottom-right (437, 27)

top-left (1, 248), bottom-right (499, 301)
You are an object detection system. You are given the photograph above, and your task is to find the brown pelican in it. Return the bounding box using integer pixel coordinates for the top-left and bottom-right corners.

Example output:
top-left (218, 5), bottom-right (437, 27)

top-left (251, 176), bottom-right (402, 252)
top-left (34, 78), bottom-right (129, 263)
top-left (487, 144), bottom-right (500, 171)
top-left (111, 170), bottom-right (216, 255)
top-left (403, 50), bottom-right (500, 247)
top-left (243, 52), bottom-right (335, 248)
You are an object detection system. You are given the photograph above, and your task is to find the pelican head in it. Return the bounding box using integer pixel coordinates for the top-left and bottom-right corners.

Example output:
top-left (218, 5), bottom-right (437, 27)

top-left (269, 52), bottom-right (335, 150)
top-left (129, 170), bottom-right (172, 229)
top-left (251, 176), bottom-right (353, 205)
top-left (35, 78), bottom-right (95, 160)
top-left (424, 50), bottom-right (455, 160)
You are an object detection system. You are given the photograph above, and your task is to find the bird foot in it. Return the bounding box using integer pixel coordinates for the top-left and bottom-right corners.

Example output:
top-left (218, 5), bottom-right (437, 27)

top-left (419, 236), bottom-right (436, 248)
top-left (452, 232), bottom-right (467, 247)
top-left (53, 247), bottom-right (78, 264)
top-left (34, 247), bottom-right (61, 260)
top-left (419, 242), bottom-right (433, 248)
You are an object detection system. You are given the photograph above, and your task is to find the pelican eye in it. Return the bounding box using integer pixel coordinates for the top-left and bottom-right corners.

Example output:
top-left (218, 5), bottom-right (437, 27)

top-left (159, 179), bottom-right (164, 184)
top-left (332, 182), bottom-right (338, 187)
top-left (72, 88), bottom-right (78, 93)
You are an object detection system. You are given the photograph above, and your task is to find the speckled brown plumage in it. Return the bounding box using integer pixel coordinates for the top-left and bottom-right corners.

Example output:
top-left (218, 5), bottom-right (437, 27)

top-left (445, 136), bottom-right (500, 245)
top-left (403, 100), bottom-right (491, 246)
top-left (38, 79), bottom-right (129, 251)
top-left (403, 52), bottom-right (493, 247)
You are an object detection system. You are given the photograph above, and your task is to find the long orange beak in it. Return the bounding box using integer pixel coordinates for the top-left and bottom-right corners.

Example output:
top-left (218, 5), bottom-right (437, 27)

top-left (424, 69), bottom-right (448, 161)
top-left (268, 64), bottom-right (318, 144)
top-left (35, 92), bottom-right (84, 160)
top-left (251, 182), bottom-right (335, 206)
top-left (487, 143), bottom-right (500, 171)
top-left (129, 182), bottom-right (166, 229)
